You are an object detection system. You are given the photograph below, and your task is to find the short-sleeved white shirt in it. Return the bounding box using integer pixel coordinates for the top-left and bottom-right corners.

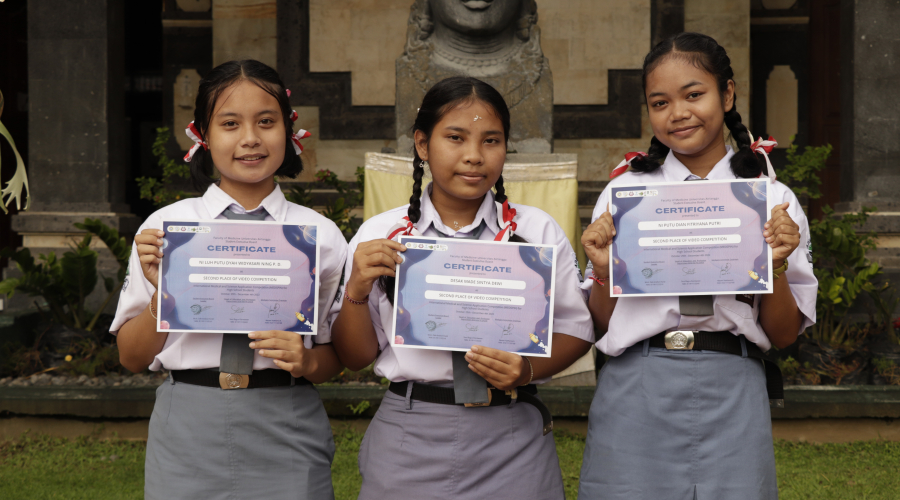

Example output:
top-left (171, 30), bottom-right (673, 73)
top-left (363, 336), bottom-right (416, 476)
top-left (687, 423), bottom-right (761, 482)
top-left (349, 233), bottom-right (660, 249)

top-left (582, 147), bottom-right (818, 356)
top-left (110, 183), bottom-right (348, 371)
top-left (343, 183), bottom-right (594, 384)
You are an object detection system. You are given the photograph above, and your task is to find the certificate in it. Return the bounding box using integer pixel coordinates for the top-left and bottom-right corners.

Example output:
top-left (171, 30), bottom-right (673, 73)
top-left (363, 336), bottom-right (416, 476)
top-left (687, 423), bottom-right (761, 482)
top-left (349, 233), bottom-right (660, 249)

top-left (391, 237), bottom-right (556, 357)
top-left (157, 220), bottom-right (319, 334)
top-left (609, 179), bottom-right (773, 297)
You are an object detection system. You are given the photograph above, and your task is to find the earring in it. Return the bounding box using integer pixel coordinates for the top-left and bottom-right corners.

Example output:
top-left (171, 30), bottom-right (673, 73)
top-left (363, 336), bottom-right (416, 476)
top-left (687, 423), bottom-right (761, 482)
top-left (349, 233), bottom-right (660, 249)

top-left (421, 160), bottom-right (429, 169)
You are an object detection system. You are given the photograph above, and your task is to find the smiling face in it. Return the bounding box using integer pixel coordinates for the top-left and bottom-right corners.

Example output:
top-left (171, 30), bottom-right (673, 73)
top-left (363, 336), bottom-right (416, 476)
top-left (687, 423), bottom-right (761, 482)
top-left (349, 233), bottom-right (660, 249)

top-left (429, 0), bottom-right (521, 36)
top-left (415, 99), bottom-right (506, 207)
top-left (645, 56), bottom-right (734, 163)
top-left (205, 79), bottom-right (287, 189)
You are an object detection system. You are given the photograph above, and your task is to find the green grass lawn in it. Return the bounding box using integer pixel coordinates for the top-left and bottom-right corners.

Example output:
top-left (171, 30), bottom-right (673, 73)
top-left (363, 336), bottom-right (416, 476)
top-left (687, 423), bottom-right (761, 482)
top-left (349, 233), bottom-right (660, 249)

top-left (1, 427), bottom-right (898, 499)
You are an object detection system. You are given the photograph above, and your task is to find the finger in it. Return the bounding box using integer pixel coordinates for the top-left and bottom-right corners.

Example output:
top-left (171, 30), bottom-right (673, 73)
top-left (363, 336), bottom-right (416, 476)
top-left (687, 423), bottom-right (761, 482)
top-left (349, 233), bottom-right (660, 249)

top-left (257, 349), bottom-right (293, 362)
top-left (601, 212), bottom-right (616, 237)
top-left (134, 234), bottom-right (165, 247)
top-left (137, 244), bottom-right (163, 257)
top-left (467, 362), bottom-right (506, 385)
top-left (141, 228), bottom-right (165, 238)
top-left (248, 338), bottom-right (291, 350)
top-left (360, 266), bottom-right (397, 280)
top-left (139, 254), bottom-right (161, 265)
top-left (248, 330), bottom-right (293, 341)
top-left (371, 239), bottom-right (406, 254)
top-left (271, 359), bottom-right (295, 373)
top-left (365, 252), bottom-right (397, 271)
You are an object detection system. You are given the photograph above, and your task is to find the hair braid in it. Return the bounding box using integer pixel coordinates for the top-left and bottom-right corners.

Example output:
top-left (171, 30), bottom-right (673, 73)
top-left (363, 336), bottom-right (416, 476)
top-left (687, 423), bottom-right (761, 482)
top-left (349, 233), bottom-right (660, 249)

top-left (629, 136), bottom-right (671, 173)
top-left (494, 174), bottom-right (508, 204)
top-left (723, 102), bottom-right (761, 178)
top-left (407, 160), bottom-right (426, 224)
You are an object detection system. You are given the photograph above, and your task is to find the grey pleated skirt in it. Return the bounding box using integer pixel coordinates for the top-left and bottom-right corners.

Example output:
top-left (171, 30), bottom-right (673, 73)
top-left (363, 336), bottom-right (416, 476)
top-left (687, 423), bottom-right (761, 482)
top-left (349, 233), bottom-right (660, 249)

top-left (145, 375), bottom-right (335, 500)
top-left (358, 388), bottom-right (565, 500)
top-left (579, 343), bottom-right (777, 500)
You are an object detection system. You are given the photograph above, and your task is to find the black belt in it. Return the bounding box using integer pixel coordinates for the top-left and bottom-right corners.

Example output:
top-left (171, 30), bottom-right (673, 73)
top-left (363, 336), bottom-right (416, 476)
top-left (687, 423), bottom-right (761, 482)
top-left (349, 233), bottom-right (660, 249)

top-left (389, 381), bottom-right (554, 436)
top-left (648, 331), bottom-right (784, 407)
top-left (171, 369), bottom-right (309, 390)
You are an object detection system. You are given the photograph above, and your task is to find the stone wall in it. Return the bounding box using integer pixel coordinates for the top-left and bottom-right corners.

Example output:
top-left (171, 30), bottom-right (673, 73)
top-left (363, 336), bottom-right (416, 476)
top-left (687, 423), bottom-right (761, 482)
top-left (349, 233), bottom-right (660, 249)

top-left (210, 0), bottom-right (751, 181)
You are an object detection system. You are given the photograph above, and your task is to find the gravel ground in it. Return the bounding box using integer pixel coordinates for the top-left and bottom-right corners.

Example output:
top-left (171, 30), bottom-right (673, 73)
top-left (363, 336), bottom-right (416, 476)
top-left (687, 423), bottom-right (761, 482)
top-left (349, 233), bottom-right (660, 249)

top-left (0, 372), bottom-right (169, 388)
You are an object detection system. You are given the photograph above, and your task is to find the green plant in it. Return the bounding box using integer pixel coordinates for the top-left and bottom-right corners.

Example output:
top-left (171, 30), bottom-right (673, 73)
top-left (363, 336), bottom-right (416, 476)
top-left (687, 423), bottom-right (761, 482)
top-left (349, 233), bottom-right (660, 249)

top-left (807, 206), bottom-right (883, 344)
top-left (779, 140), bottom-right (832, 201)
top-left (285, 167), bottom-right (365, 241)
top-left (873, 357), bottom-right (900, 385)
top-left (778, 356), bottom-right (801, 379)
top-left (136, 126), bottom-right (194, 208)
top-left (0, 218), bottom-right (130, 331)
top-left (347, 400), bottom-right (371, 416)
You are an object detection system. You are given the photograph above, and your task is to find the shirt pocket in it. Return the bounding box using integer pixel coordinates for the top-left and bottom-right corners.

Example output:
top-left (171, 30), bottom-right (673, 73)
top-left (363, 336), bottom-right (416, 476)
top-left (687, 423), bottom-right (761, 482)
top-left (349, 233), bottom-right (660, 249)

top-left (716, 295), bottom-right (755, 320)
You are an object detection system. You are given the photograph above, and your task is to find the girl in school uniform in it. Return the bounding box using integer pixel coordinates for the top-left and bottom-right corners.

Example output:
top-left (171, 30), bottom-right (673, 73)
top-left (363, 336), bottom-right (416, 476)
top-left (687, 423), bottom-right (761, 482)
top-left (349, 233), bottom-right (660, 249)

top-left (111, 60), bottom-right (347, 500)
top-left (330, 76), bottom-right (594, 500)
top-left (577, 33), bottom-right (818, 499)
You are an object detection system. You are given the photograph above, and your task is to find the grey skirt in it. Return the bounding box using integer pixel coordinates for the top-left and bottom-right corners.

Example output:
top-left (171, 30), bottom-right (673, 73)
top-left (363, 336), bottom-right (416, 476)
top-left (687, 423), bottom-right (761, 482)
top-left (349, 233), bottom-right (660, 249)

top-left (145, 375), bottom-right (335, 500)
top-left (358, 388), bottom-right (565, 500)
top-left (578, 343), bottom-right (777, 500)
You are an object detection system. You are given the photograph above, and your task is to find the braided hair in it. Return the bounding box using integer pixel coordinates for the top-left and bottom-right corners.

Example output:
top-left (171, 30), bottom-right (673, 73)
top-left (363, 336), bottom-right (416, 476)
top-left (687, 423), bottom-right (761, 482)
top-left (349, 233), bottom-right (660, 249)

top-left (379, 76), bottom-right (522, 301)
top-left (189, 59), bottom-right (303, 191)
top-left (629, 32), bottom-right (761, 178)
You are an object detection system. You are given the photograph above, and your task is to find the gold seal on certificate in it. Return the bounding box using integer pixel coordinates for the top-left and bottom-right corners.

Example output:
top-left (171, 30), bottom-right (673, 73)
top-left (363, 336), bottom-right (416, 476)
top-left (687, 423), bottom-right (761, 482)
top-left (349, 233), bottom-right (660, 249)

top-left (609, 179), bottom-right (773, 297)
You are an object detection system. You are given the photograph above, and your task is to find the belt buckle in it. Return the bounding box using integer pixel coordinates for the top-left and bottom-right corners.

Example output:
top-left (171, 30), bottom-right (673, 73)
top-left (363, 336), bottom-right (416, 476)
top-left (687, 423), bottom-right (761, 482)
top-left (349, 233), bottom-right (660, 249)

top-left (664, 330), bottom-right (695, 350)
top-left (464, 388), bottom-right (493, 407)
top-left (219, 372), bottom-right (249, 390)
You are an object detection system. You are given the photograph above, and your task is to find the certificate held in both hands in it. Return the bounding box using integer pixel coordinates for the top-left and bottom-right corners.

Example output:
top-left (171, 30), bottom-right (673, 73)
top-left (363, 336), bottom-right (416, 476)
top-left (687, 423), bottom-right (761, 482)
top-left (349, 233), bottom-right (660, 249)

top-left (609, 179), bottom-right (773, 297)
top-left (157, 220), bottom-right (319, 334)
top-left (391, 237), bottom-right (556, 357)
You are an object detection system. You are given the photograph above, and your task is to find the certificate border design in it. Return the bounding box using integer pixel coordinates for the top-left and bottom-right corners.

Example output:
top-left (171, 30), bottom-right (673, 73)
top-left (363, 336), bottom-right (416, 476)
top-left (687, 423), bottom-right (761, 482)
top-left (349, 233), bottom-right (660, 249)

top-left (390, 236), bottom-right (557, 358)
top-left (608, 178), bottom-right (773, 297)
top-left (156, 219), bottom-right (320, 335)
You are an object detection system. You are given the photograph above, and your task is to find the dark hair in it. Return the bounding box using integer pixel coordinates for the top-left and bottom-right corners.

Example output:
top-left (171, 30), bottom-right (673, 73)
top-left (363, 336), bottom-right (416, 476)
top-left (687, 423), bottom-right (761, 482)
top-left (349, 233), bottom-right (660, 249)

top-left (630, 32), bottom-right (761, 178)
top-left (188, 59), bottom-right (303, 190)
top-left (379, 76), bottom-right (523, 301)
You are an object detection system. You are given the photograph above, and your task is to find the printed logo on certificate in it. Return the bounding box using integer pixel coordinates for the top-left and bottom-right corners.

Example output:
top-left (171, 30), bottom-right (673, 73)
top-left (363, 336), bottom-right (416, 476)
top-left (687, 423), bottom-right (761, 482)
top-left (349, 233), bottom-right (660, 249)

top-left (391, 237), bottom-right (557, 357)
top-left (609, 179), bottom-right (773, 297)
top-left (157, 220), bottom-right (319, 334)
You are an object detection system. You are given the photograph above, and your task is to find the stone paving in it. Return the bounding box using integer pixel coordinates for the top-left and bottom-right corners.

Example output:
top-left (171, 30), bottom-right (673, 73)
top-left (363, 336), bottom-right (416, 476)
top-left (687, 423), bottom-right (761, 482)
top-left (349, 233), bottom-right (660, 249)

top-left (0, 372), bottom-right (168, 388)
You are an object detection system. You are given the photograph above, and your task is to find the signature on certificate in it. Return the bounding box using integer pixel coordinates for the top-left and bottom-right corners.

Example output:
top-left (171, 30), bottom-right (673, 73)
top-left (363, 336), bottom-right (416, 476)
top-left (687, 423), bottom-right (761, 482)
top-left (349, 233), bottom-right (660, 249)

top-left (267, 303), bottom-right (281, 317)
top-left (465, 323), bottom-right (479, 332)
top-left (231, 305), bottom-right (245, 314)
top-left (500, 323), bottom-right (514, 337)
top-left (714, 262), bottom-right (732, 276)
top-left (641, 268), bottom-right (663, 278)
top-left (682, 267), bottom-right (696, 275)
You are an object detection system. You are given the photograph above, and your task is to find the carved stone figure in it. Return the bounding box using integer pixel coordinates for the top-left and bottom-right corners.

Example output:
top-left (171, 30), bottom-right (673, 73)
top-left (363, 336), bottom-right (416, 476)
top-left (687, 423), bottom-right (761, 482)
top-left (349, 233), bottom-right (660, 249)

top-left (396, 0), bottom-right (553, 154)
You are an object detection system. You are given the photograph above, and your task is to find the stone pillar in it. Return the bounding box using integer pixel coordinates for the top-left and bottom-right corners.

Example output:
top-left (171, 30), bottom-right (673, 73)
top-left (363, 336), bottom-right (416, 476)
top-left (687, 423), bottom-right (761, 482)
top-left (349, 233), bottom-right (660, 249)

top-left (837, 0), bottom-right (900, 308)
top-left (9, 0), bottom-right (140, 311)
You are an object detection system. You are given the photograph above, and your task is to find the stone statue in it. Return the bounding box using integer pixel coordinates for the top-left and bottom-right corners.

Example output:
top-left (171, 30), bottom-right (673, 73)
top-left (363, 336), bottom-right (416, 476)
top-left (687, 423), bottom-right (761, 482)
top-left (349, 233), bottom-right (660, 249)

top-left (396, 0), bottom-right (553, 154)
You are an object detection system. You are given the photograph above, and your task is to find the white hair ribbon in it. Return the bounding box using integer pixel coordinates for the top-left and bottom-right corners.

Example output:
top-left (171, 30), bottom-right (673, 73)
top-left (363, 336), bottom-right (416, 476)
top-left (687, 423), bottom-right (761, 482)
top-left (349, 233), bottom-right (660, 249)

top-left (750, 135), bottom-right (778, 181)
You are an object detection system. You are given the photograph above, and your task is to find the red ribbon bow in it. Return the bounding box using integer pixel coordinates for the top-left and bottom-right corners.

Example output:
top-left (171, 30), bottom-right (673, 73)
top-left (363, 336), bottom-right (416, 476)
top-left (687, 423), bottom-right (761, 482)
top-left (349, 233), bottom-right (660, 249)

top-left (609, 151), bottom-right (648, 179)
top-left (494, 200), bottom-right (517, 242)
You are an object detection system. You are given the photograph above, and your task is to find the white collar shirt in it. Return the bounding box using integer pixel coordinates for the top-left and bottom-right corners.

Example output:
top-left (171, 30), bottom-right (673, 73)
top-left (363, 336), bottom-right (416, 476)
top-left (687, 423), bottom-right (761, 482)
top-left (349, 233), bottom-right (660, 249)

top-left (110, 183), bottom-right (348, 371)
top-left (342, 183), bottom-right (593, 384)
top-left (582, 147), bottom-right (818, 355)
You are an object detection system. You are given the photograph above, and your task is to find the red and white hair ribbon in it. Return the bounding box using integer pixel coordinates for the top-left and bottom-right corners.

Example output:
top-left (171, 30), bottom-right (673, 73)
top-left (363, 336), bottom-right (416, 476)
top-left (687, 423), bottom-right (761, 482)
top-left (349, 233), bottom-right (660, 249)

top-left (183, 121), bottom-right (208, 162)
top-left (494, 200), bottom-right (517, 242)
top-left (291, 129), bottom-right (311, 155)
top-left (750, 135), bottom-right (778, 181)
top-left (609, 152), bottom-right (648, 179)
top-left (386, 216), bottom-right (423, 241)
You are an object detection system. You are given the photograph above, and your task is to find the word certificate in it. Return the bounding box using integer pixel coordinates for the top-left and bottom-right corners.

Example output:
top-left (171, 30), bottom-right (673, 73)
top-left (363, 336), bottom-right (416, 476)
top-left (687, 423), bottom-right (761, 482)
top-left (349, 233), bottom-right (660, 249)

top-left (391, 237), bottom-right (557, 357)
top-left (609, 179), bottom-right (773, 297)
top-left (157, 220), bottom-right (319, 334)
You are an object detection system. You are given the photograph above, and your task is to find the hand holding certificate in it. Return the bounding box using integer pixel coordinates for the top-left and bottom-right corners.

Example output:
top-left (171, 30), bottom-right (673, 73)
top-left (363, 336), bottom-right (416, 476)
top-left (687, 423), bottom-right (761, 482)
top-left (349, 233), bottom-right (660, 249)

top-left (157, 220), bottom-right (319, 334)
top-left (391, 237), bottom-right (556, 357)
top-left (609, 179), bottom-right (773, 297)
